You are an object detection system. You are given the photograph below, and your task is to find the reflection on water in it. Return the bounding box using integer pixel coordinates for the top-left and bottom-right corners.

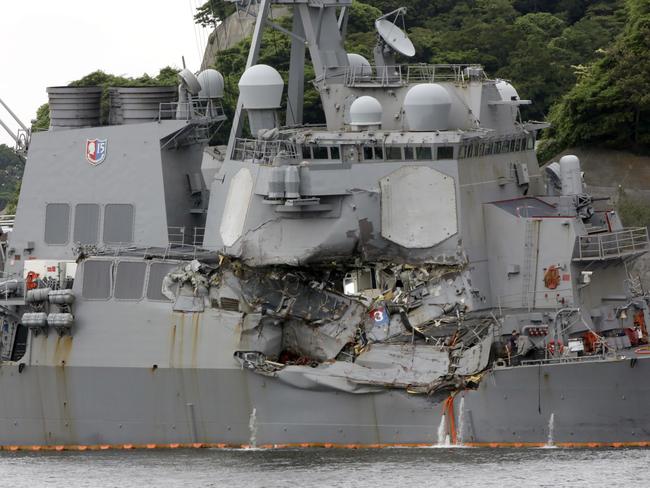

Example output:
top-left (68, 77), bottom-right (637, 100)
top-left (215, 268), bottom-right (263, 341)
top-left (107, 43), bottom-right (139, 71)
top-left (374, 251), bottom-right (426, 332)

top-left (1, 447), bottom-right (648, 487)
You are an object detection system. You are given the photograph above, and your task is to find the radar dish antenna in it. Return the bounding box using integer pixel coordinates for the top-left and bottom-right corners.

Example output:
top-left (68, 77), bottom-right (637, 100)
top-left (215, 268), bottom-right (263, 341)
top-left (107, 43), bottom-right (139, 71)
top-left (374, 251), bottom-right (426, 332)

top-left (375, 8), bottom-right (415, 58)
top-left (178, 68), bottom-right (201, 96)
top-left (544, 162), bottom-right (562, 195)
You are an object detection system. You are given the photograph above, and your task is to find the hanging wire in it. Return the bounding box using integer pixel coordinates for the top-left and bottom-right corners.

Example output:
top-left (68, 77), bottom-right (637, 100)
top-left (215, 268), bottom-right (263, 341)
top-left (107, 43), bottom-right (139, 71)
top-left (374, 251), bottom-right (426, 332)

top-left (269, 7), bottom-right (297, 126)
top-left (188, 0), bottom-right (204, 67)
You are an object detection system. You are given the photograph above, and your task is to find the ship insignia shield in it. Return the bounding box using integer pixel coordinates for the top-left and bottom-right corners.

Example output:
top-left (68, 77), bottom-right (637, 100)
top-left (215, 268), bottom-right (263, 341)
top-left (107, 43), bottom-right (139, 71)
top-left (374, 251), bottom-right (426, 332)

top-left (85, 139), bottom-right (107, 165)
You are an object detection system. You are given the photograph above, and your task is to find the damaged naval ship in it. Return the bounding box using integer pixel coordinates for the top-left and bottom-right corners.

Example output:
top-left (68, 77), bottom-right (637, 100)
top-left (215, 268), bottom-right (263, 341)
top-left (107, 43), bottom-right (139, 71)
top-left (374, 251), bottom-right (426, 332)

top-left (1, 0), bottom-right (650, 449)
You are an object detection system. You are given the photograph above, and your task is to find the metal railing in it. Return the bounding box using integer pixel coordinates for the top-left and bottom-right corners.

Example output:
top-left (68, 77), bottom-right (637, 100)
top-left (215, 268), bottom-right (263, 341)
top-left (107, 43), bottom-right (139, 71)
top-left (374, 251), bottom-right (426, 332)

top-left (158, 100), bottom-right (226, 122)
top-left (0, 214), bottom-right (15, 229)
top-left (343, 63), bottom-right (485, 87)
top-left (574, 227), bottom-right (649, 261)
top-left (520, 354), bottom-right (611, 367)
top-left (168, 226), bottom-right (186, 245)
top-left (193, 227), bottom-right (205, 247)
top-left (231, 138), bottom-right (299, 165)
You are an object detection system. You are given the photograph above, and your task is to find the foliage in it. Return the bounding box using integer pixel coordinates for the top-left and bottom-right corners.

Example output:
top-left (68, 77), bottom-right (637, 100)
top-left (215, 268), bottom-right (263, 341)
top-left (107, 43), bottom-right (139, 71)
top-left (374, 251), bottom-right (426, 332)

top-left (0, 144), bottom-right (24, 211)
top-left (540, 0), bottom-right (650, 160)
top-left (194, 1), bottom-right (236, 27)
top-left (70, 67), bottom-right (179, 125)
top-left (617, 187), bottom-right (650, 230)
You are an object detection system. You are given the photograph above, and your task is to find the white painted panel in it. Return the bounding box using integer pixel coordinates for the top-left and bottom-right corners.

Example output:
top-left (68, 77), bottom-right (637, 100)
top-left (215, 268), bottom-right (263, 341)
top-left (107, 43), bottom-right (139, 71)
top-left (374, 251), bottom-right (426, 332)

top-left (380, 166), bottom-right (457, 248)
top-left (220, 168), bottom-right (253, 247)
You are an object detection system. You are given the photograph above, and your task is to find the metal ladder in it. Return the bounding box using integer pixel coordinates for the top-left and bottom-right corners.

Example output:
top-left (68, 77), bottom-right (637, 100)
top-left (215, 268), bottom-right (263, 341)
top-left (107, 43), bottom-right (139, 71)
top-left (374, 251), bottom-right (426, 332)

top-left (521, 220), bottom-right (537, 310)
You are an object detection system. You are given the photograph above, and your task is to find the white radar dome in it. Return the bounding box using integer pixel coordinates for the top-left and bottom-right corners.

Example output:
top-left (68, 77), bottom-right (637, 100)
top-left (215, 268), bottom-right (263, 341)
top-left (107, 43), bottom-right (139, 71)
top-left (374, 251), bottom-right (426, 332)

top-left (197, 69), bottom-right (225, 99)
top-left (239, 64), bottom-right (284, 110)
top-left (349, 96), bottom-right (383, 128)
top-left (559, 155), bottom-right (583, 196)
top-left (403, 83), bottom-right (452, 131)
top-left (495, 79), bottom-right (520, 101)
top-left (347, 53), bottom-right (372, 78)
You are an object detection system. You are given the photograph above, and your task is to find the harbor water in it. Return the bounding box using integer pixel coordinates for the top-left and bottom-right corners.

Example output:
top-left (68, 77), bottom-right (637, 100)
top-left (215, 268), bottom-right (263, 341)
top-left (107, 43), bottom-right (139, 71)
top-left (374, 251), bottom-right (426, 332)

top-left (0, 447), bottom-right (648, 487)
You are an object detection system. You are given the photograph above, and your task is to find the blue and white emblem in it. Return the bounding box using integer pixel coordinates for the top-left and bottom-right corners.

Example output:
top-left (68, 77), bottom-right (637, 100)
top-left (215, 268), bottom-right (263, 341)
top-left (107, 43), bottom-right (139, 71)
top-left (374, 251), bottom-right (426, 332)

top-left (85, 139), bottom-right (107, 165)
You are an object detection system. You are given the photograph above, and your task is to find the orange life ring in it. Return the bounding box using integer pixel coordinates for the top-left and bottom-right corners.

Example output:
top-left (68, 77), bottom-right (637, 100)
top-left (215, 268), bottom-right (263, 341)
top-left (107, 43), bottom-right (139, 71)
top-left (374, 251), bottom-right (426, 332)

top-left (547, 340), bottom-right (564, 355)
top-left (544, 266), bottom-right (560, 290)
top-left (25, 271), bottom-right (39, 290)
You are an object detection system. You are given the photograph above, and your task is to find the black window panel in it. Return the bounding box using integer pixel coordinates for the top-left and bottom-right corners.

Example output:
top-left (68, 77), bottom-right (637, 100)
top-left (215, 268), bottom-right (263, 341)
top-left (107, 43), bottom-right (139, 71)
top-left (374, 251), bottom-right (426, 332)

top-left (437, 146), bottom-right (454, 160)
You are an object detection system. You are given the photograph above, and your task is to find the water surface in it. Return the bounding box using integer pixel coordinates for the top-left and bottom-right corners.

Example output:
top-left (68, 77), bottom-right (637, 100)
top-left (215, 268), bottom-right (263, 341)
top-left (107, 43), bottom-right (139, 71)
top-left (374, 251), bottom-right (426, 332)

top-left (1, 447), bottom-right (647, 487)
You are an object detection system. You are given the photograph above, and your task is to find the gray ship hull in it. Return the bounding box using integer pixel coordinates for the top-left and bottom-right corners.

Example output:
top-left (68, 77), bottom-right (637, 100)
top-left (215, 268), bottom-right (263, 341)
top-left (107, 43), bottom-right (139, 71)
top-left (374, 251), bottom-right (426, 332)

top-left (2, 356), bottom-right (650, 448)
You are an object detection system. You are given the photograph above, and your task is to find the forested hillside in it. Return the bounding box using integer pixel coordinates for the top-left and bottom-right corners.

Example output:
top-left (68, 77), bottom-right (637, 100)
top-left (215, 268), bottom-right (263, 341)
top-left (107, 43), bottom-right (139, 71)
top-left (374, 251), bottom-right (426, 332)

top-left (197, 0), bottom-right (647, 158)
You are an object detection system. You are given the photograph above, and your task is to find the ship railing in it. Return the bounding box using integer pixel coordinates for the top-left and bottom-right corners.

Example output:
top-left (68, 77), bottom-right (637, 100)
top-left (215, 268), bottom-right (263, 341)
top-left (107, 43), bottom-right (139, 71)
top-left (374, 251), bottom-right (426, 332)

top-left (343, 63), bottom-right (485, 87)
top-left (519, 353), bottom-right (611, 367)
top-left (158, 100), bottom-right (226, 122)
top-left (0, 270), bottom-right (24, 303)
top-left (0, 214), bottom-right (15, 228)
top-left (94, 243), bottom-right (216, 263)
top-left (168, 226), bottom-right (186, 246)
top-left (574, 227), bottom-right (649, 261)
top-left (231, 138), bottom-right (299, 165)
top-left (193, 227), bottom-right (206, 247)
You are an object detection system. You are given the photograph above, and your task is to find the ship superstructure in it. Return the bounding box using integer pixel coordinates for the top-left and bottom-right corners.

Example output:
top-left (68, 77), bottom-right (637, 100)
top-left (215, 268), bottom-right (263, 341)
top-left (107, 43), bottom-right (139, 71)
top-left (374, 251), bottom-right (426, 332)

top-left (1, 0), bottom-right (650, 448)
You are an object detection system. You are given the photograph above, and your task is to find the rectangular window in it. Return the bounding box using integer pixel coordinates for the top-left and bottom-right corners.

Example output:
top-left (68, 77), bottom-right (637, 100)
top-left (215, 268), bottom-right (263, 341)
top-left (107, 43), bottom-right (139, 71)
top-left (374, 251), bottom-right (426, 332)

top-left (514, 139), bottom-right (521, 152)
top-left (114, 261), bottom-right (147, 300)
top-left (147, 262), bottom-right (179, 301)
top-left (313, 146), bottom-right (328, 159)
top-left (416, 147), bottom-right (432, 160)
top-left (375, 146), bottom-right (384, 160)
top-left (404, 147), bottom-right (415, 160)
top-left (74, 204), bottom-right (100, 245)
top-left (386, 146), bottom-right (402, 160)
top-left (302, 145), bottom-right (312, 159)
top-left (494, 142), bottom-right (502, 154)
top-left (458, 146), bottom-right (467, 159)
top-left (82, 260), bottom-right (112, 300)
top-left (437, 146), bottom-right (454, 160)
top-left (329, 146), bottom-right (340, 160)
top-left (103, 204), bottom-right (134, 244)
top-left (527, 137), bottom-right (535, 149)
top-left (363, 146), bottom-right (374, 161)
top-left (44, 203), bottom-right (70, 245)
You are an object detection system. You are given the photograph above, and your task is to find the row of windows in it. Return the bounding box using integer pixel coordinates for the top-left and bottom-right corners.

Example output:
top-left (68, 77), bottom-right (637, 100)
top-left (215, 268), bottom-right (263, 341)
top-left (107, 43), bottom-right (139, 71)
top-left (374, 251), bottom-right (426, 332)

top-left (45, 203), bottom-right (134, 246)
top-left (302, 144), bottom-right (456, 162)
top-left (82, 260), bottom-right (178, 301)
top-left (458, 136), bottom-right (534, 159)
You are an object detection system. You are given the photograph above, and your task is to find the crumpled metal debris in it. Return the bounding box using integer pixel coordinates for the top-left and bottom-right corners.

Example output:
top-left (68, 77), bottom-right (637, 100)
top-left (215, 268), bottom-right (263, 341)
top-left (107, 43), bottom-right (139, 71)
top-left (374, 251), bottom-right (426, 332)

top-left (166, 255), bottom-right (495, 396)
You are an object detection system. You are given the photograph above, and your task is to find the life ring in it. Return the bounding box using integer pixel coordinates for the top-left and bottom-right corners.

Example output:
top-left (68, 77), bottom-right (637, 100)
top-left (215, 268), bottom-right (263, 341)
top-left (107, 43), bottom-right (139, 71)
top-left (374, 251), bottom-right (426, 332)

top-left (25, 271), bottom-right (40, 291)
top-left (544, 266), bottom-right (560, 290)
top-left (547, 340), bottom-right (564, 355)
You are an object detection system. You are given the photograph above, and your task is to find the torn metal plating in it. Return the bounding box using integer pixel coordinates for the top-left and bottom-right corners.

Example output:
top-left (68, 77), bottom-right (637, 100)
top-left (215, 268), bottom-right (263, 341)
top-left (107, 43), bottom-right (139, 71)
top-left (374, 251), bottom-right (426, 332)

top-left (163, 255), bottom-right (495, 396)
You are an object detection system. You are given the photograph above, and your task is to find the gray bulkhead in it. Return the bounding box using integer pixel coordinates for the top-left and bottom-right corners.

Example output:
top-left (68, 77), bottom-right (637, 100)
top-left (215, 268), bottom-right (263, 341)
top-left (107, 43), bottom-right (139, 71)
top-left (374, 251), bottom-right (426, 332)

top-left (6, 120), bottom-right (204, 273)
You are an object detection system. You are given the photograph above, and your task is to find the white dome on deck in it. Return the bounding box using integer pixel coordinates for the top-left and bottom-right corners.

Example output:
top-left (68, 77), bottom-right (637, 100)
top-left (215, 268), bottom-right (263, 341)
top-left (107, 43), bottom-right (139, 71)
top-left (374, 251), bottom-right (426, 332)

top-left (495, 79), bottom-right (520, 102)
top-left (347, 53), bottom-right (372, 78)
top-left (349, 96), bottom-right (383, 127)
top-left (197, 69), bottom-right (225, 99)
top-left (239, 64), bottom-right (284, 109)
top-left (403, 83), bottom-right (452, 131)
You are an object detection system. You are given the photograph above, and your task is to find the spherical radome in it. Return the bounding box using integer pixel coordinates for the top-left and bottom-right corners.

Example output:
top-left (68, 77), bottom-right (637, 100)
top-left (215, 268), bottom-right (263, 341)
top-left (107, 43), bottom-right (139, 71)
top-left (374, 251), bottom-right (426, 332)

top-left (197, 69), bottom-right (225, 99)
top-left (239, 64), bottom-right (284, 109)
top-left (349, 96), bottom-right (383, 127)
top-left (403, 83), bottom-right (452, 131)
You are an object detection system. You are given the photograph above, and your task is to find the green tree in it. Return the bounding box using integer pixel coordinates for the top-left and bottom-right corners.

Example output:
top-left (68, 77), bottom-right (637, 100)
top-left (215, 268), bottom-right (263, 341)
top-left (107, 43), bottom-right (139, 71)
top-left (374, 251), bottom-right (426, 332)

top-left (540, 0), bottom-right (650, 159)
